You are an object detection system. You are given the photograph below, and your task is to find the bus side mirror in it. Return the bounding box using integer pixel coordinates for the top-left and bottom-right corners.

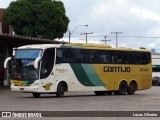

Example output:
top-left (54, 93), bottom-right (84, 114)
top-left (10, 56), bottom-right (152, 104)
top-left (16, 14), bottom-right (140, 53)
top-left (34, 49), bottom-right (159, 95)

top-left (4, 57), bottom-right (11, 69)
top-left (34, 57), bottom-right (41, 69)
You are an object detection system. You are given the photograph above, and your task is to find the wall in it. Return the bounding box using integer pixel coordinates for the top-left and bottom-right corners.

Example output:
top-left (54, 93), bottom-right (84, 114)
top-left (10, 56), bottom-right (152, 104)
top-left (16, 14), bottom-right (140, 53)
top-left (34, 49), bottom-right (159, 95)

top-left (0, 8), bottom-right (9, 34)
top-left (0, 22), bottom-right (2, 33)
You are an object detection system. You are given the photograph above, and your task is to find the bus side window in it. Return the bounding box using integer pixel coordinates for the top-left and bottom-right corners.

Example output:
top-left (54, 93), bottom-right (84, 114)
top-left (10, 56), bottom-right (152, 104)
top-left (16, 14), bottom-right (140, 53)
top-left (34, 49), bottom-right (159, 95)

top-left (90, 54), bottom-right (96, 63)
top-left (100, 54), bottom-right (106, 63)
top-left (75, 53), bottom-right (83, 63)
top-left (65, 53), bottom-right (72, 62)
top-left (56, 49), bottom-right (63, 64)
top-left (142, 52), bottom-right (151, 64)
top-left (61, 48), bottom-right (72, 63)
top-left (89, 50), bottom-right (99, 63)
top-left (83, 50), bottom-right (90, 63)
top-left (127, 52), bottom-right (134, 64)
top-left (111, 55), bottom-right (115, 64)
top-left (72, 49), bottom-right (83, 63)
top-left (116, 52), bottom-right (125, 64)
top-left (41, 48), bottom-right (55, 79)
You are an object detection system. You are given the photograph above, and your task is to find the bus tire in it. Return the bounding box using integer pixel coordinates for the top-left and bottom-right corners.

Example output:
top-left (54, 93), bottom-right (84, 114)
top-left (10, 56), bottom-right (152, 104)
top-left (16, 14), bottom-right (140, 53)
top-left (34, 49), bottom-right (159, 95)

top-left (114, 91), bottom-right (119, 95)
top-left (56, 83), bottom-right (65, 97)
top-left (94, 91), bottom-right (106, 96)
top-left (118, 81), bottom-right (127, 95)
top-left (32, 93), bottom-right (41, 98)
top-left (106, 91), bottom-right (113, 95)
top-left (127, 81), bottom-right (137, 95)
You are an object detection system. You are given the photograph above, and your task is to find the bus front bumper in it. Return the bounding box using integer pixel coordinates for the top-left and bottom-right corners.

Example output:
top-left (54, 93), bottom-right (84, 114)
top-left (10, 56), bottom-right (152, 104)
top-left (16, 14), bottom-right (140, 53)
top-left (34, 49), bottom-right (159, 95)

top-left (11, 85), bottom-right (39, 93)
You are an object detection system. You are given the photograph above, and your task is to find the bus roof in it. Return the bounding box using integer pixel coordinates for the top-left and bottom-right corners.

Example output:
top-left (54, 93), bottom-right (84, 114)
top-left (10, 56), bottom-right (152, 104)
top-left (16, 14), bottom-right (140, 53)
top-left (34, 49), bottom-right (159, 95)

top-left (17, 44), bottom-right (61, 49)
top-left (66, 43), bottom-right (150, 52)
top-left (16, 43), bottom-right (150, 52)
top-left (66, 43), bottom-right (112, 48)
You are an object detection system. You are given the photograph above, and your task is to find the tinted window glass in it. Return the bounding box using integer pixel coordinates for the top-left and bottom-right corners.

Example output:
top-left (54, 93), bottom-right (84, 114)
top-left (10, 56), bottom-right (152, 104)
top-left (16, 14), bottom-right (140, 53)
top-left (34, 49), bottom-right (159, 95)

top-left (56, 48), bottom-right (151, 65)
top-left (15, 49), bottom-right (42, 59)
top-left (41, 48), bottom-right (55, 79)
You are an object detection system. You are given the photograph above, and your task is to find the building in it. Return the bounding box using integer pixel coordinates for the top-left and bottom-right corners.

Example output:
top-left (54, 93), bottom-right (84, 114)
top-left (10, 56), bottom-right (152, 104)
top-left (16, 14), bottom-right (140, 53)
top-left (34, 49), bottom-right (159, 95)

top-left (0, 8), bottom-right (11, 34)
top-left (0, 8), bottom-right (11, 86)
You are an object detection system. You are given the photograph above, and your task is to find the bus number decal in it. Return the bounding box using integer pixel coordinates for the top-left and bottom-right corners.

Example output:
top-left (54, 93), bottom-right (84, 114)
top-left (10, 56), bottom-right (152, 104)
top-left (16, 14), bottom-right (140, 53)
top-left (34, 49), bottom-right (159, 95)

top-left (140, 68), bottom-right (149, 72)
top-left (103, 66), bottom-right (131, 72)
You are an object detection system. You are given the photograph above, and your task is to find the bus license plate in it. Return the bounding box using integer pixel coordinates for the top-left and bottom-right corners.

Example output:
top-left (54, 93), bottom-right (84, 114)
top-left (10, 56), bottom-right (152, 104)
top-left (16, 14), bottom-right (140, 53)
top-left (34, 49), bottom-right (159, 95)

top-left (20, 88), bottom-right (24, 91)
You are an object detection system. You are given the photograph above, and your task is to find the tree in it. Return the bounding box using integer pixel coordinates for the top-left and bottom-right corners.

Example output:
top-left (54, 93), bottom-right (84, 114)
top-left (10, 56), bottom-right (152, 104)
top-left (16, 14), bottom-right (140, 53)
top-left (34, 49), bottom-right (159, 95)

top-left (3, 0), bottom-right (69, 40)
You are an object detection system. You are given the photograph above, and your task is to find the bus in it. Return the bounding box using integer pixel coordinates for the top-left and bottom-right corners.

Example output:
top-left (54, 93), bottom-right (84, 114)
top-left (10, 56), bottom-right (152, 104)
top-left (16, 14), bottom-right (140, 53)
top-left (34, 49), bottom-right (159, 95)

top-left (4, 43), bottom-right (152, 97)
top-left (152, 55), bottom-right (160, 86)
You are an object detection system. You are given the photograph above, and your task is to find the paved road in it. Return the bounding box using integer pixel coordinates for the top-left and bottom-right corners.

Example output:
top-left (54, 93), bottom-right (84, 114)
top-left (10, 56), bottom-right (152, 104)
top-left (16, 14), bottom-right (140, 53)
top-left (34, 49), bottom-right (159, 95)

top-left (0, 86), bottom-right (160, 120)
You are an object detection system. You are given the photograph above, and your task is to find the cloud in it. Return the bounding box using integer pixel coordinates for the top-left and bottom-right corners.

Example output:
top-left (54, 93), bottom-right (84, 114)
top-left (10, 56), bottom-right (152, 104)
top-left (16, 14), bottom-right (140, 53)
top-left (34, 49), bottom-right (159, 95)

top-left (115, 0), bottom-right (125, 4)
top-left (2, 0), bottom-right (160, 52)
top-left (147, 43), bottom-right (156, 48)
top-left (0, 0), bottom-right (16, 8)
top-left (131, 8), bottom-right (160, 21)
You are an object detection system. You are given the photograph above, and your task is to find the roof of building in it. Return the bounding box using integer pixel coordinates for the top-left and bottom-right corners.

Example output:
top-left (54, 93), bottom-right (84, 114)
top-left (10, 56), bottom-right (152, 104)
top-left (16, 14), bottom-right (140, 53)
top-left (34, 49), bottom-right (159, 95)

top-left (0, 33), bottom-right (66, 46)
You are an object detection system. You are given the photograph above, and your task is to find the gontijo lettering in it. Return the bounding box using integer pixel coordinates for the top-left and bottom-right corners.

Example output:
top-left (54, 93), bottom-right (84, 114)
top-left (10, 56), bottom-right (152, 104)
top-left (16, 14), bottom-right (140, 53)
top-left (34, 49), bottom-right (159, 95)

top-left (104, 66), bottom-right (131, 72)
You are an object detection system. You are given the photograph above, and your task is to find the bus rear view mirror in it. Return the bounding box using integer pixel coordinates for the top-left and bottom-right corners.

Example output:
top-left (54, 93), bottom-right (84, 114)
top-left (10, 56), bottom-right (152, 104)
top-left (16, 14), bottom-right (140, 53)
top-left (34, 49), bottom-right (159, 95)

top-left (34, 57), bottom-right (41, 69)
top-left (4, 57), bottom-right (11, 69)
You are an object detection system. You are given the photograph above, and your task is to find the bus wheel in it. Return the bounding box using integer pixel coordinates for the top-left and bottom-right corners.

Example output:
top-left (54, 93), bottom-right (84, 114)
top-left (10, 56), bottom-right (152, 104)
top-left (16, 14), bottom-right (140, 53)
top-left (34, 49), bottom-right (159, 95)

top-left (56, 83), bottom-right (65, 97)
top-left (127, 81), bottom-right (137, 95)
top-left (106, 91), bottom-right (113, 95)
top-left (32, 93), bottom-right (41, 98)
top-left (114, 91), bottom-right (119, 95)
top-left (94, 91), bottom-right (106, 96)
top-left (118, 81), bottom-right (127, 95)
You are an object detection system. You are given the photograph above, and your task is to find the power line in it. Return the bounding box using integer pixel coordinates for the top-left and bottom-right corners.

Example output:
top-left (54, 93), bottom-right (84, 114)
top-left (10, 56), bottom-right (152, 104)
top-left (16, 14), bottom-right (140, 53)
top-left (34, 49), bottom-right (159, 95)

top-left (118, 36), bottom-right (160, 38)
top-left (63, 35), bottom-right (160, 39)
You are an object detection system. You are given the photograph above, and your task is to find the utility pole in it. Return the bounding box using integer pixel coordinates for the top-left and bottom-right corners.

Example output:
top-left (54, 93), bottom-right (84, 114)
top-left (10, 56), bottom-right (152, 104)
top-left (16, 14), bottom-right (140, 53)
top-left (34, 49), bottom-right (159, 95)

top-left (101, 35), bottom-right (110, 44)
top-left (81, 32), bottom-right (93, 43)
top-left (69, 30), bottom-right (71, 43)
top-left (69, 25), bottom-right (88, 43)
top-left (111, 32), bottom-right (122, 47)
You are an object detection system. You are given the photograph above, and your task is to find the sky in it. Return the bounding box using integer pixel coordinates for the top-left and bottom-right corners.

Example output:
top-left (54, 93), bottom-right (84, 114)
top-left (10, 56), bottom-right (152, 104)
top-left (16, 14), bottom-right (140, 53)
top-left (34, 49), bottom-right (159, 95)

top-left (1, 0), bottom-right (160, 52)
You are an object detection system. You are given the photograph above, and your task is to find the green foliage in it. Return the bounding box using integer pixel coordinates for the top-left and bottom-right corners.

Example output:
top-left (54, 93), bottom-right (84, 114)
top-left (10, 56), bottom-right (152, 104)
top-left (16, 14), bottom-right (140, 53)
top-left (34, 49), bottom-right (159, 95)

top-left (3, 0), bottom-right (69, 39)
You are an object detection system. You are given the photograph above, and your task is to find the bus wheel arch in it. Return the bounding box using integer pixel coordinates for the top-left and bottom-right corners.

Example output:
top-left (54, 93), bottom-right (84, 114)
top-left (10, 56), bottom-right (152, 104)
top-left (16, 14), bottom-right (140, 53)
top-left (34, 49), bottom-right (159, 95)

top-left (94, 91), bottom-right (106, 96)
top-left (56, 81), bottom-right (68, 97)
top-left (32, 93), bottom-right (41, 98)
top-left (127, 80), bottom-right (137, 95)
top-left (118, 80), bottom-right (128, 95)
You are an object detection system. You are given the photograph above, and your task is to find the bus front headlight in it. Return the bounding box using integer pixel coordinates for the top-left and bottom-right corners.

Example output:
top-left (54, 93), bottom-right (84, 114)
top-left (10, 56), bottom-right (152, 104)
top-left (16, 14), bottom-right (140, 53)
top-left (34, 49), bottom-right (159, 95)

top-left (30, 82), bottom-right (39, 86)
top-left (11, 81), bottom-right (15, 86)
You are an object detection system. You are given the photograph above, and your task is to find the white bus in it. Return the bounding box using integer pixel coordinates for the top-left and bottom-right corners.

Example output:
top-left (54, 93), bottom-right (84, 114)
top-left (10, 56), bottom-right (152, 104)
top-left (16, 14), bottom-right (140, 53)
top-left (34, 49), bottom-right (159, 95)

top-left (4, 43), bottom-right (152, 97)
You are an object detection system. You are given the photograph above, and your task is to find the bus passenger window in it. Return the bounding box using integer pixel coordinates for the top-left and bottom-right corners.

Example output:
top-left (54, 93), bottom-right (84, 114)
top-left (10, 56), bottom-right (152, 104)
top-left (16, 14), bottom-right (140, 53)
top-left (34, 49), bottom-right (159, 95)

top-left (75, 54), bottom-right (83, 63)
top-left (65, 53), bottom-right (72, 62)
top-left (71, 49), bottom-right (83, 63)
top-left (56, 49), bottom-right (63, 63)
top-left (100, 54), bottom-right (106, 63)
top-left (90, 55), bottom-right (96, 63)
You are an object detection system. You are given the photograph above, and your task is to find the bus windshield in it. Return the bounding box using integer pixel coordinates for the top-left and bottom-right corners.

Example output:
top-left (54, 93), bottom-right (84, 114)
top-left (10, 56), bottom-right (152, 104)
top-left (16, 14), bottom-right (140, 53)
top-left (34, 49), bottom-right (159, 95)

top-left (15, 49), bottom-right (42, 59)
top-left (11, 49), bottom-right (42, 80)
